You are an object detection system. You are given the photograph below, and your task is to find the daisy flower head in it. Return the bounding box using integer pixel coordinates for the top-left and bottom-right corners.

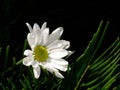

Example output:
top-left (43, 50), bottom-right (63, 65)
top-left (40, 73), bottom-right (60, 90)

top-left (23, 22), bottom-right (71, 79)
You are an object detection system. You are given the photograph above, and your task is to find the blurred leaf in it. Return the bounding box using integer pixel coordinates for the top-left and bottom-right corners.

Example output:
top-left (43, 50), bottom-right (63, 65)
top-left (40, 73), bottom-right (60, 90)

top-left (4, 45), bottom-right (10, 69)
top-left (23, 75), bottom-right (32, 90)
top-left (7, 78), bottom-right (16, 89)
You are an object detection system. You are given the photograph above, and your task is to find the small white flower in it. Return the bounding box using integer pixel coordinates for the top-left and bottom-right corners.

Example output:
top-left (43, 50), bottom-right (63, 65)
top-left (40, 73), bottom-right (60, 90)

top-left (23, 22), bottom-right (71, 79)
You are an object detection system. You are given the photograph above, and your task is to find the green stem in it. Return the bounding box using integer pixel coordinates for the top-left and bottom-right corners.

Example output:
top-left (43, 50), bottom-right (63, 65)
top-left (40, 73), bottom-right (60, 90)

top-left (16, 59), bottom-right (23, 65)
top-left (74, 65), bottom-right (90, 90)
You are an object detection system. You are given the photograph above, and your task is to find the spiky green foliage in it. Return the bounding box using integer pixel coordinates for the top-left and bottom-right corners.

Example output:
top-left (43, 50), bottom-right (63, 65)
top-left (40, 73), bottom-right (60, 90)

top-left (59, 21), bottom-right (120, 90)
top-left (0, 21), bottom-right (120, 90)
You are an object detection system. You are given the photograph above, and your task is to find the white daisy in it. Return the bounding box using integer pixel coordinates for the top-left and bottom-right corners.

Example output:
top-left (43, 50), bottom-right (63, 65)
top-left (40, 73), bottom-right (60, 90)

top-left (23, 22), bottom-right (71, 79)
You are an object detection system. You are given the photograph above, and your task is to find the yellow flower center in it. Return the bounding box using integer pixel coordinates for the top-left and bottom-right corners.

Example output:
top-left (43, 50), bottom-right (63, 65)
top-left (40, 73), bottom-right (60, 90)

top-left (34, 45), bottom-right (48, 62)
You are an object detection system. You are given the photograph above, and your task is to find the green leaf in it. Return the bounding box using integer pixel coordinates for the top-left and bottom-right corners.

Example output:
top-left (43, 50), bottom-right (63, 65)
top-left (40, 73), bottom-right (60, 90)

top-left (7, 78), bottom-right (16, 89)
top-left (23, 74), bottom-right (32, 90)
top-left (4, 45), bottom-right (10, 69)
top-left (60, 21), bottom-right (120, 90)
top-left (0, 83), bottom-right (5, 90)
top-left (74, 21), bottom-right (108, 90)
top-left (20, 79), bottom-right (27, 90)
top-left (101, 72), bottom-right (120, 90)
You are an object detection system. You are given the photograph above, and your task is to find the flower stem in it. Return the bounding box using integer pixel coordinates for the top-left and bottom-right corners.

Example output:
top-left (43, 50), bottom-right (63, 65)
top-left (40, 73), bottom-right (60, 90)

top-left (16, 59), bottom-right (23, 65)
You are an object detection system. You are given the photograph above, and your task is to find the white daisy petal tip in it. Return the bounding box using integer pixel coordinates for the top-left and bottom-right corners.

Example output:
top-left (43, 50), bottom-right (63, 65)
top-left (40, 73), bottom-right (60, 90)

top-left (26, 22), bottom-right (30, 26)
top-left (33, 23), bottom-right (41, 31)
top-left (55, 71), bottom-right (64, 78)
top-left (68, 51), bottom-right (74, 56)
top-left (24, 50), bottom-right (33, 56)
top-left (26, 22), bottom-right (29, 26)
top-left (26, 22), bottom-right (33, 32)
top-left (52, 27), bottom-right (63, 37)
top-left (56, 27), bottom-right (64, 35)
top-left (33, 66), bottom-right (40, 79)
top-left (41, 22), bottom-right (47, 30)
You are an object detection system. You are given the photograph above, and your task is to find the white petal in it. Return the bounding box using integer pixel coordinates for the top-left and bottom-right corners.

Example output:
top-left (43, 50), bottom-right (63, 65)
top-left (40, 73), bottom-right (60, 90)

top-left (42, 63), bottom-right (64, 78)
top-left (32, 65), bottom-right (41, 79)
top-left (27, 29), bottom-right (41, 49)
top-left (54, 70), bottom-right (64, 78)
top-left (27, 33), bottom-right (36, 49)
top-left (47, 40), bottom-right (70, 50)
top-left (24, 50), bottom-right (33, 56)
top-left (50, 59), bottom-right (68, 66)
top-left (32, 60), bottom-right (39, 67)
top-left (41, 63), bottom-right (54, 73)
top-left (41, 22), bottom-right (47, 31)
top-left (33, 23), bottom-right (41, 32)
top-left (67, 51), bottom-right (74, 56)
top-left (23, 56), bottom-right (34, 66)
top-left (46, 40), bottom-right (62, 49)
top-left (50, 62), bottom-right (68, 71)
top-left (60, 40), bottom-right (70, 49)
top-left (26, 23), bottom-right (33, 32)
top-left (40, 28), bottom-right (49, 45)
top-left (49, 49), bottom-right (68, 59)
top-left (34, 28), bottom-right (49, 46)
top-left (34, 32), bottom-right (42, 46)
top-left (46, 27), bottom-right (63, 45)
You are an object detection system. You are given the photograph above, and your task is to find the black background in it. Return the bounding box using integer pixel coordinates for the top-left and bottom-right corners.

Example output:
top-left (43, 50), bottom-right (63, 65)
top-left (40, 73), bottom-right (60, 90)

top-left (0, 0), bottom-right (120, 58)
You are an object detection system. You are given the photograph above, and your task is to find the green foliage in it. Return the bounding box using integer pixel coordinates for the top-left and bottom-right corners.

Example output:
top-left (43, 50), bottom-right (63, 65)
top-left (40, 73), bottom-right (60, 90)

top-left (0, 21), bottom-right (120, 90)
top-left (60, 21), bottom-right (120, 90)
